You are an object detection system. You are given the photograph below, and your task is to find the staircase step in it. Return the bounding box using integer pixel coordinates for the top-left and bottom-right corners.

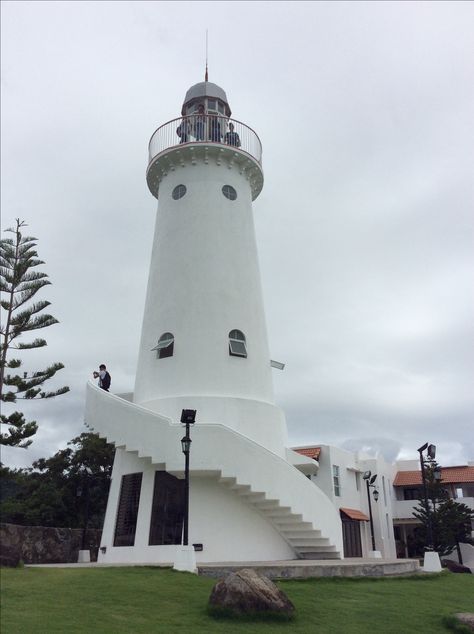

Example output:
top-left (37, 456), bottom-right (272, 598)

top-left (298, 551), bottom-right (342, 560)
top-left (218, 476), bottom-right (236, 486)
top-left (296, 545), bottom-right (338, 553)
top-left (229, 483), bottom-right (251, 494)
top-left (263, 507), bottom-right (293, 518)
top-left (256, 500), bottom-right (282, 510)
top-left (271, 516), bottom-right (306, 526)
top-left (283, 530), bottom-right (323, 539)
top-left (289, 538), bottom-right (331, 547)
top-left (238, 491), bottom-right (267, 502)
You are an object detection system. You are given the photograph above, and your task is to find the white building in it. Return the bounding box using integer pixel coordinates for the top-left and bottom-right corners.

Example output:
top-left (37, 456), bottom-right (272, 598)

top-left (392, 462), bottom-right (474, 557)
top-left (293, 445), bottom-right (397, 559)
top-left (85, 78), bottom-right (344, 564)
top-left (293, 445), bottom-right (474, 560)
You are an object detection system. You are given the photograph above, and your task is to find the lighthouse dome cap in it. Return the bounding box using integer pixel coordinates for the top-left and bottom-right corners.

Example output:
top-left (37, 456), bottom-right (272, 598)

top-left (182, 81), bottom-right (231, 116)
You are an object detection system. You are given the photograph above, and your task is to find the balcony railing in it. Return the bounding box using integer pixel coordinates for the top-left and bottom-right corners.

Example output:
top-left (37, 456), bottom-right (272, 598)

top-left (148, 115), bottom-right (262, 166)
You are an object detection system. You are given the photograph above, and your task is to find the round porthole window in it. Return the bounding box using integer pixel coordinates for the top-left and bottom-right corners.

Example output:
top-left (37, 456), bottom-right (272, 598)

top-left (222, 185), bottom-right (237, 201)
top-left (172, 184), bottom-right (187, 200)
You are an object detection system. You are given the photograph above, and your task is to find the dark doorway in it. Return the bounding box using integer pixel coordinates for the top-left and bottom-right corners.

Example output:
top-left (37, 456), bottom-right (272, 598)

top-left (341, 517), bottom-right (363, 557)
top-left (149, 471), bottom-right (185, 545)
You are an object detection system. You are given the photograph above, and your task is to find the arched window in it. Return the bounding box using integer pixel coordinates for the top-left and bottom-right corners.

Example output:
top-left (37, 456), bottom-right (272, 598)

top-left (229, 329), bottom-right (247, 358)
top-left (152, 332), bottom-right (174, 359)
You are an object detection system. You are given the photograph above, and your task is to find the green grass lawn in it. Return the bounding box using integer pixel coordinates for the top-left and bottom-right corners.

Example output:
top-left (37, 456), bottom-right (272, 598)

top-left (1, 567), bottom-right (473, 634)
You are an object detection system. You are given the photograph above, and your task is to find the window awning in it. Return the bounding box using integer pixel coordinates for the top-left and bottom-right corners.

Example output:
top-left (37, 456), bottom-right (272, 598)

top-left (340, 507), bottom-right (369, 522)
top-left (293, 447), bottom-right (321, 461)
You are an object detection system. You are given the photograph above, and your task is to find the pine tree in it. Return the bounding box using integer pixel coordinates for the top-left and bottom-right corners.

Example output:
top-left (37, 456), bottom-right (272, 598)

top-left (412, 460), bottom-right (472, 556)
top-left (435, 499), bottom-right (473, 562)
top-left (0, 219), bottom-right (69, 448)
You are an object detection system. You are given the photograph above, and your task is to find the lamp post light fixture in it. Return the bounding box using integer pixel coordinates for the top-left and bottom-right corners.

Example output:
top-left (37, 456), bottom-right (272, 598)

top-left (417, 443), bottom-right (443, 572)
top-left (417, 442), bottom-right (437, 551)
top-left (362, 471), bottom-right (379, 552)
top-left (180, 409), bottom-right (196, 547)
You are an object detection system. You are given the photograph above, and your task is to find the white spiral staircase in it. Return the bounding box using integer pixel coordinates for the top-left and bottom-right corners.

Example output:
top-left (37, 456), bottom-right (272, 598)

top-left (85, 382), bottom-right (343, 559)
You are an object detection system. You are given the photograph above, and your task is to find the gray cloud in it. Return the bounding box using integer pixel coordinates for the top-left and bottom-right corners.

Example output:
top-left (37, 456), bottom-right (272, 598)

top-left (1, 1), bottom-right (473, 469)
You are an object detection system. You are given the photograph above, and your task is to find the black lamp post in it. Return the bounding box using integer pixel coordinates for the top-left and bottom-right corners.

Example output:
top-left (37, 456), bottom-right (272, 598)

top-left (417, 442), bottom-right (437, 550)
top-left (363, 471), bottom-right (379, 552)
top-left (180, 409), bottom-right (196, 546)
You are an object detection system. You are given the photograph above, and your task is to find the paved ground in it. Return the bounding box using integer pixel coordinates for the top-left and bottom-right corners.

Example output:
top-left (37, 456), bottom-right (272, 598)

top-left (26, 557), bottom-right (420, 578)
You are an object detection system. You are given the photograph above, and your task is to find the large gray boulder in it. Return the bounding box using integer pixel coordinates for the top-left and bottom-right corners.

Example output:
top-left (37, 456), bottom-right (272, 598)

top-left (208, 568), bottom-right (295, 618)
top-left (453, 614), bottom-right (474, 631)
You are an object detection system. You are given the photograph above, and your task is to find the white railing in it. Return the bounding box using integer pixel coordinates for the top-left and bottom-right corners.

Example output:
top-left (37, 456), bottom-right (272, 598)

top-left (148, 115), bottom-right (262, 166)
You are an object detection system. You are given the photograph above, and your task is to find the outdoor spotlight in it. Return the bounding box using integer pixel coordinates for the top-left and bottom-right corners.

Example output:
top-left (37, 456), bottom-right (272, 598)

top-left (100, 546), bottom-right (107, 554)
top-left (363, 470), bottom-right (372, 480)
top-left (428, 444), bottom-right (436, 460)
top-left (181, 435), bottom-right (192, 454)
top-left (370, 474), bottom-right (377, 485)
top-left (373, 489), bottom-right (380, 502)
top-left (180, 409), bottom-right (196, 424)
top-left (418, 442), bottom-right (429, 453)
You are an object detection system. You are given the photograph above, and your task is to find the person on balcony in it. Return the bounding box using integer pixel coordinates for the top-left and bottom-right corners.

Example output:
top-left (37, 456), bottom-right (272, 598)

top-left (224, 122), bottom-right (241, 147)
top-left (176, 119), bottom-right (190, 144)
top-left (209, 115), bottom-right (222, 142)
top-left (193, 104), bottom-right (205, 141)
top-left (93, 364), bottom-right (111, 392)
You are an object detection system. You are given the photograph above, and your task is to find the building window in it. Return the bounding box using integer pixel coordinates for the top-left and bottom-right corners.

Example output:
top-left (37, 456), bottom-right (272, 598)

top-left (172, 184), bottom-right (187, 200)
top-left (222, 185), bottom-right (237, 201)
top-left (153, 332), bottom-right (174, 359)
top-left (114, 473), bottom-right (143, 547)
top-left (149, 472), bottom-right (185, 545)
top-left (403, 487), bottom-right (423, 501)
top-left (229, 329), bottom-right (247, 357)
top-left (332, 465), bottom-right (341, 497)
top-left (355, 471), bottom-right (360, 491)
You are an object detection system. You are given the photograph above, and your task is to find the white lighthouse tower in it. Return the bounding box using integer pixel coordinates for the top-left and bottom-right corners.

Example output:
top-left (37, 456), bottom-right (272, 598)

top-left (134, 81), bottom-right (287, 456)
top-left (85, 78), bottom-right (343, 565)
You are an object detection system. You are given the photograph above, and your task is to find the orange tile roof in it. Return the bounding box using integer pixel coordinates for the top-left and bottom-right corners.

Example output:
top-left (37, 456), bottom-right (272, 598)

top-left (340, 507), bottom-right (369, 521)
top-left (393, 466), bottom-right (474, 486)
top-left (293, 447), bottom-right (321, 461)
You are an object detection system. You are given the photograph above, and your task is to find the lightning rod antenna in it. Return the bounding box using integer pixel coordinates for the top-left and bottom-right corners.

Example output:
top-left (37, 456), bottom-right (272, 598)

top-left (205, 29), bottom-right (208, 81)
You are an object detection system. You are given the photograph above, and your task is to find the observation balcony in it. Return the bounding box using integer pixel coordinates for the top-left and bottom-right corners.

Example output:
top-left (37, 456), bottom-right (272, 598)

top-left (146, 115), bottom-right (263, 200)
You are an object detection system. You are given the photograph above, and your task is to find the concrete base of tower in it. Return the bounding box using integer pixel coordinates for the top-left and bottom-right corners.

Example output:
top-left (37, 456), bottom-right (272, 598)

top-left (135, 394), bottom-right (289, 458)
top-left (86, 383), bottom-right (344, 565)
top-left (98, 449), bottom-right (295, 565)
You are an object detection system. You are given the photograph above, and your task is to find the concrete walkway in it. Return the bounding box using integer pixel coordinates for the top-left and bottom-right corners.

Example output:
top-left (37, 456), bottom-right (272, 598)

top-left (198, 558), bottom-right (420, 579)
top-left (26, 557), bottom-right (420, 578)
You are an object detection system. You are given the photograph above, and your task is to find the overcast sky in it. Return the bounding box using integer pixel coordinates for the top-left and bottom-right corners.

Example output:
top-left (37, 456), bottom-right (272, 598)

top-left (1, 1), bottom-right (473, 470)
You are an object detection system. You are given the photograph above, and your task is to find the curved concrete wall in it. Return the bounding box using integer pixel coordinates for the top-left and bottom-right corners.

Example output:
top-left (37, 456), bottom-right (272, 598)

top-left (139, 395), bottom-right (288, 457)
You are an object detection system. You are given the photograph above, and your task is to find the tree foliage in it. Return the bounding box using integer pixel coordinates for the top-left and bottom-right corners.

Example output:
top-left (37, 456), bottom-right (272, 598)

top-left (413, 460), bottom-right (473, 556)
top-left (0, 433), bottom-right (115, 528)
top-left (0, 219), bottom-right (69, 448)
